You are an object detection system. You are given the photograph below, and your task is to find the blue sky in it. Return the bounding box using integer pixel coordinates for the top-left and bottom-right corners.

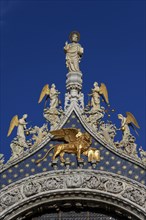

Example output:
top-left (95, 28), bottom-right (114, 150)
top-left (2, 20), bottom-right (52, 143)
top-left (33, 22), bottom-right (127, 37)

top-left (0, 0), bottom-right (145, 161)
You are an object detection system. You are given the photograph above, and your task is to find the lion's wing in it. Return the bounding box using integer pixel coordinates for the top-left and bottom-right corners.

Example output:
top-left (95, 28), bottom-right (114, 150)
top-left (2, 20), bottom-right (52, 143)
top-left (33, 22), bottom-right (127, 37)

top-left (50, 128), bottom-right (79, 143)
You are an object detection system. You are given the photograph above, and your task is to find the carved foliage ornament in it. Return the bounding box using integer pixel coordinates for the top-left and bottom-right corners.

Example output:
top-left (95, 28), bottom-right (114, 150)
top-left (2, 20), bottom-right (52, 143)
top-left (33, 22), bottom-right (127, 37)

top-left (0, 171), bottom-right (145, 217)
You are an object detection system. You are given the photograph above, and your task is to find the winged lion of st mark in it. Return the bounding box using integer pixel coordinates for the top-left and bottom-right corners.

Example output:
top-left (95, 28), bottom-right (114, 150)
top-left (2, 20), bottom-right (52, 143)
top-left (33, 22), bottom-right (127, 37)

top-left (36, 128), bottom-right (100, 164)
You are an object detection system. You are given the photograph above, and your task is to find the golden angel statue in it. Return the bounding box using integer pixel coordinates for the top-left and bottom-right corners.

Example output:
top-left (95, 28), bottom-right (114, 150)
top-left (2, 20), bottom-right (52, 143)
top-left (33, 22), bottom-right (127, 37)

top-left (36, 128), bottom-right (92, 163)
top-left (90, 82), bottom-right (109, 111)
top-left (38, 83), bottom-right (60, 109)
top-left (64, 31), bottom-right (84, 72)
top-left (118, 112), bottom-right (140, 140)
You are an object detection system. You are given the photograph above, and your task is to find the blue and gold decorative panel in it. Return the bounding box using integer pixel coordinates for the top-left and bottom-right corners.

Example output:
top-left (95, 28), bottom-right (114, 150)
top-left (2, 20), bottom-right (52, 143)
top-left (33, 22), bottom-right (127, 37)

top-left (0, 112), bottom-right (145, 189)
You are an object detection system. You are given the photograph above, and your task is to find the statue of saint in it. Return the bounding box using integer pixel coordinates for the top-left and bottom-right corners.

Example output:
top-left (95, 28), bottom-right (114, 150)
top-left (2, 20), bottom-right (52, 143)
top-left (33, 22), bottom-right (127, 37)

top-left (64, 31), bottom-right (84, 72)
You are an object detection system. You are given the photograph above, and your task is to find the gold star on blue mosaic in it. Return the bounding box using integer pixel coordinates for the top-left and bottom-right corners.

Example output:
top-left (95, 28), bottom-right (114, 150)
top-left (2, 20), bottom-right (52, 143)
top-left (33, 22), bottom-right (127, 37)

top-left (31, 168), bottom-right (35, 172)
top-left (134, 175), bottom-right (139, 180)
top-left (2, 174), bottom-right (7, 179)
top-left (100, 166), bottom-right (104, 170)
top-left (14, 174), bottom-right (18, 178)
top-left (105, 151), bottom-right (110, 155)
top-left (14, 164), bottom-right (19, 168)
top-left (8, 179), bottom-right (12, 183)
top-left (19, 169), bottom-right (24, 173)
top-left (42, 168), bottom-right (47, 172)
top-left (8, 169), bottom-right (13, 173)
top-left (25, 164), bottom-right (30, 167)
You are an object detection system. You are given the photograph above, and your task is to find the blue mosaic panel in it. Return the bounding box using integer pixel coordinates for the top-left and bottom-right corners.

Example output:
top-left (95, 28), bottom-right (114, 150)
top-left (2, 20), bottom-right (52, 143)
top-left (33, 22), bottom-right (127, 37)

top-left (0, 112), bottom-right (145, 189)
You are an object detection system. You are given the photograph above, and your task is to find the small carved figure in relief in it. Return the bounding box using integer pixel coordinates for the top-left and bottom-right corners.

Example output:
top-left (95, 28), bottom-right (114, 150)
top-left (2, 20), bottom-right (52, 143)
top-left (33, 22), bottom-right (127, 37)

top-left (83, 110), bottom-right (105, 131)
top-left (98, 121), bottom-right (117, 145)
top-left (30, 124), bottom-right (48, 148)
top-left (139, 146), bottom-right (146, 164)
top-left (66, 174), bottom-right (83, 188)
top-left (64, 31), bottom-right (83, 72)
top-left (123, 136), bottom-right (138, 157)
top-left (9, 139), bottom-right (26, 161)
top-left (89, 82), bottom-right (109, 111)
top-left (36, 128), bottom-right (92, 163)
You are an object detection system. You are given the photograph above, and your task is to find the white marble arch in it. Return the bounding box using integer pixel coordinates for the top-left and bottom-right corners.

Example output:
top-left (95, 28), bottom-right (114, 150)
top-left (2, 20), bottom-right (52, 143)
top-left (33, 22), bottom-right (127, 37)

top-left (0, 169), bottom-right (146, 220)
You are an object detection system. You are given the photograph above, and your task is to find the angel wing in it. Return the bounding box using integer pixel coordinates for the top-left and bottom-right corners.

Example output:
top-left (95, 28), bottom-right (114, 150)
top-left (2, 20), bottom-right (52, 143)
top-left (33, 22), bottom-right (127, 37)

top-left (7, 115), bottom-right (19, 137)
top-left (126, 112), bottom-right (140, 128)
top-left (99, 83), bottom-right (109, 104)
top-left (38, 84), bottom-right (50, 104)
top-left (50, 128), bottom-right (79, 143)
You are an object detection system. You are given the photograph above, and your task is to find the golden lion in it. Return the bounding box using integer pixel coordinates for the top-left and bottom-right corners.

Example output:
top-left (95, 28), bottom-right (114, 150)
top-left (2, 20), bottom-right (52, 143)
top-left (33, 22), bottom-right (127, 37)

top-left (36, 128), bottom-right (92, 163)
